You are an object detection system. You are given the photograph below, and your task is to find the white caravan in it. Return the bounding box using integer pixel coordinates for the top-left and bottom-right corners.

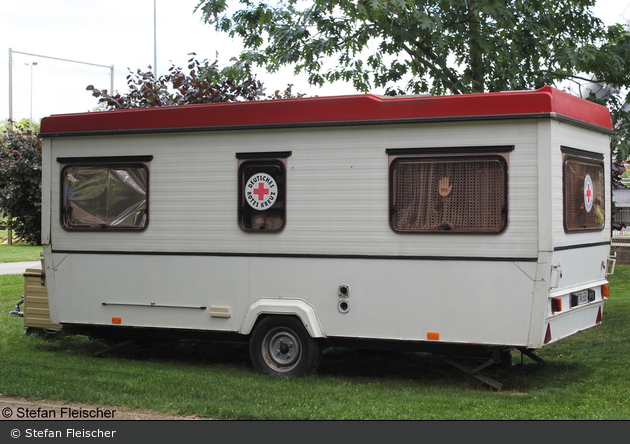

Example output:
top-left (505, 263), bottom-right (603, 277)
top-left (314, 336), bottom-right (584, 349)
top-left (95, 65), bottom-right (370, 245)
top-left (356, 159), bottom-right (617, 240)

top-left (36, 86), bottom-right (615, 386)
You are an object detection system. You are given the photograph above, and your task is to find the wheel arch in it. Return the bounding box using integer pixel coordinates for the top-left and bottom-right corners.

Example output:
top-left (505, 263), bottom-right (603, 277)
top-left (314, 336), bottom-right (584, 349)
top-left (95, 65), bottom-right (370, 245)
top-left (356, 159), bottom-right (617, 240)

top-left (240, 298), bottom-right (325, 338)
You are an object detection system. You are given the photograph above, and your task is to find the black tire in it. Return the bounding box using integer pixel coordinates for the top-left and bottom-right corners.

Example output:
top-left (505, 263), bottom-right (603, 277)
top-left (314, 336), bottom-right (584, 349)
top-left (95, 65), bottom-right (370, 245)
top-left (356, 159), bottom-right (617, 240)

top-left (249, 316), bottom-right (322, 377)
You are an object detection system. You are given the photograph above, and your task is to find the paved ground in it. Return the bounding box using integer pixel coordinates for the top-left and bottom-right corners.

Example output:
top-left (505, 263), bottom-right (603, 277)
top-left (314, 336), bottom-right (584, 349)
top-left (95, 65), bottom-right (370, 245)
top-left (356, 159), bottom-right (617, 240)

top-left (0, 261), bottom-right (41, 275)
top-left (0, 395), bottom-right (208, 421)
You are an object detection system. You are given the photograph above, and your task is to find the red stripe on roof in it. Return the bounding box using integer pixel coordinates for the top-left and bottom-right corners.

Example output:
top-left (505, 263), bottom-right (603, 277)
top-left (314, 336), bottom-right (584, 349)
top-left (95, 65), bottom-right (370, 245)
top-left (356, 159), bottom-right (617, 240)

top-left (39, 86), bottom-right (613, 135)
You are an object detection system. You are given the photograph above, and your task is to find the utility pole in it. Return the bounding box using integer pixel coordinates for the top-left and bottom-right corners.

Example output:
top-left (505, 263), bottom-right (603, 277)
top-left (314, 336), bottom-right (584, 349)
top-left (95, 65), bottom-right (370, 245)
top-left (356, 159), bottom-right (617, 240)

top-left (8, 48), bottom-right (13, 129)
top-left (8, 49), bottom-right (114, 124)
top-left (26, 62), bottom-right (38, 130)
top-left (154, 0), bottom-right (158, 76)
top-left (6, 50), bottom-right (113, 245)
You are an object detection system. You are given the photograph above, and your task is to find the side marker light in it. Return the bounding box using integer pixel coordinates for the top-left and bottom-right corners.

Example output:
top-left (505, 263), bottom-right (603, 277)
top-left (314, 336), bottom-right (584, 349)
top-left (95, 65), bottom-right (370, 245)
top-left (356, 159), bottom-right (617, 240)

top-left (544, 324), bottom-right (552, 344)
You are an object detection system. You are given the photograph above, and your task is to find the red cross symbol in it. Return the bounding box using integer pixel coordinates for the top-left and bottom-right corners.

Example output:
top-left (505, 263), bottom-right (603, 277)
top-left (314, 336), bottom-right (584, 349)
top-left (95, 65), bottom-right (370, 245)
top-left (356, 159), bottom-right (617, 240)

top-left (253, 182), bottom-right (270, 201)
top-left (585, 183), bottom-right (592, 203)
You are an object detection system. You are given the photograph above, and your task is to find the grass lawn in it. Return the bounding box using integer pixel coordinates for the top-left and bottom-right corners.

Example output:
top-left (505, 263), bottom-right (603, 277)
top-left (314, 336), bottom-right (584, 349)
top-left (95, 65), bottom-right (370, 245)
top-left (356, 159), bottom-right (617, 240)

top-left (0, 268), bottom-right (629, 420)
top-left (0, 244), bottom-right (42, 263)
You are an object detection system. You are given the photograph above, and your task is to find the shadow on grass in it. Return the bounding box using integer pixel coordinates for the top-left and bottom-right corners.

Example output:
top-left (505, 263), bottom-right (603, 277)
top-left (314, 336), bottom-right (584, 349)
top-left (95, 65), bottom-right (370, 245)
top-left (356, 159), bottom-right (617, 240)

top-left (29, 331), bottom-right (576, 392)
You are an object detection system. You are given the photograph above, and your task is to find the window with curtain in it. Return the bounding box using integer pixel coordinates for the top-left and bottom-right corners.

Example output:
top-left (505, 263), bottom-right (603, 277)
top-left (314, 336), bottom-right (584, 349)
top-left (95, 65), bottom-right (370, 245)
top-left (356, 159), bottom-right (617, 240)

top-left (389, 154), bottom-right (508, 233)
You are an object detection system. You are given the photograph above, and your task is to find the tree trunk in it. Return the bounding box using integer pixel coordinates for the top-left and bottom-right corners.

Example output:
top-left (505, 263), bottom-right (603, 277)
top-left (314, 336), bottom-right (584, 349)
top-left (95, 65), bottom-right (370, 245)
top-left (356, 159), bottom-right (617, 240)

top-left (467, 0), bottom-right (484, 93)
top-left (7, 216), bottom-right (12, 245)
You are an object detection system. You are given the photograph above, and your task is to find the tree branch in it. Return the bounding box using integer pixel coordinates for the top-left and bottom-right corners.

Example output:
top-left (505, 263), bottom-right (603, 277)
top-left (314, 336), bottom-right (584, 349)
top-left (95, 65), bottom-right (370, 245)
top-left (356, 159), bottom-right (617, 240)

top-left (401, 42), bottom-right (463, 94)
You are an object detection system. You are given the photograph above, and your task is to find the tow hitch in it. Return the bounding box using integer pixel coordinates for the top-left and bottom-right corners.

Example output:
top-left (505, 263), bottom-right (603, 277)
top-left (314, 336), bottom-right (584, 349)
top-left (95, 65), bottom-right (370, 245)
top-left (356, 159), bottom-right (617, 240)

top-left (8, 297), bottom-right (24, 318)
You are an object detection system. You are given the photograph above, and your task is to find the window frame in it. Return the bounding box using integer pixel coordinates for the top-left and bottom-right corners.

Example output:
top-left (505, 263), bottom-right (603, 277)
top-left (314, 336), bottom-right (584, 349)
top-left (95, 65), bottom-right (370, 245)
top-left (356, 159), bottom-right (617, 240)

top-left (387, 146), bottom-right (512, 234)
top-left (561, 146), bottom-right (606, 233)
top-left (58, 156), bottom-right (152, 232)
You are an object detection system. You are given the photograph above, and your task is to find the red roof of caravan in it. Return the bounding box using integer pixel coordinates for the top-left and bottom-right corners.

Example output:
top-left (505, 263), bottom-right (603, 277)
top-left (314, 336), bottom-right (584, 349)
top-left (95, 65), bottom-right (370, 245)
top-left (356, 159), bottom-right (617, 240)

top-left (39, 86), bottom-right (614, 136)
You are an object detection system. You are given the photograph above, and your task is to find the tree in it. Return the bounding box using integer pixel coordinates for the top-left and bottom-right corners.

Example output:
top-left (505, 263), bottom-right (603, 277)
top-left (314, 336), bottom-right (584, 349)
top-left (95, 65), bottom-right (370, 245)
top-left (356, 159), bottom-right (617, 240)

top-left (87, 54), bottom-right (303, 109)
top-left (195, 1), bottom-right (607, 93)
top-left (572, 23), bottom-right (630, 160)
top-left (0, 123), bottom-right (42, 245)
top-left (195, 0), bottom-right (630, 150)
top-left (196, 0), bottom-right (630, 231)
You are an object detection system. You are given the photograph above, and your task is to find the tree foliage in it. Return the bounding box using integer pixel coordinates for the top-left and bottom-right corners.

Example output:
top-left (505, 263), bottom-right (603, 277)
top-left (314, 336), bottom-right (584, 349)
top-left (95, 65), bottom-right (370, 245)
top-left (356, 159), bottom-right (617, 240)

top-left (87, 54), bottom-right (303, 109)
top-left (0, 123), bottom-right (42, 245)
top-left (195, 0), bottom-right (630, 156)
top-left (195, 0), bottom-right (605, 93)
top-left (571, 23), bottom-right (630, 163)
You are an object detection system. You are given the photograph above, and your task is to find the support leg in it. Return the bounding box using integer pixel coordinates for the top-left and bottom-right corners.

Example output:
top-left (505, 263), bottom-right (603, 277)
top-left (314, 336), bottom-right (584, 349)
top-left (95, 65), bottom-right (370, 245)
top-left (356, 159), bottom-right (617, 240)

top-left (441, 357), bottom-right (504, 391)
top-left (516, 348), bottom-right (548, 366)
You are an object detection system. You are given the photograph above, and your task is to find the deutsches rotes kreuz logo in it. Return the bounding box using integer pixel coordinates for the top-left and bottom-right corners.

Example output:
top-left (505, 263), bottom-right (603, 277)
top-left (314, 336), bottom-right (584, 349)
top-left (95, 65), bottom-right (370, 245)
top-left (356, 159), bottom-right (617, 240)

top-left (584, 174), bottom-right (594, 213)
top-left (245, 173), bottom-right (278, 210)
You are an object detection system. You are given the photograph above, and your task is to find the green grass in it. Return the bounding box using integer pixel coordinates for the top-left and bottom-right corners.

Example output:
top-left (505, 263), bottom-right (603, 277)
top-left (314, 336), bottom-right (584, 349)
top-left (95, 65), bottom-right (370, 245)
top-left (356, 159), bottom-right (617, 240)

top-left (0, 244), bottom-right (42, 263)
top-left (1, 269), bottom-right (630, 419)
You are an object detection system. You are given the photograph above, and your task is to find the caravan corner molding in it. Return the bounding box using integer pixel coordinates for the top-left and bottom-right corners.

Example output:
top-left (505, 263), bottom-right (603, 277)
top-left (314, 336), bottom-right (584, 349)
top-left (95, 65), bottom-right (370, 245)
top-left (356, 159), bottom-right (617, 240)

top-left (36, 86), bottom-right (614, 381)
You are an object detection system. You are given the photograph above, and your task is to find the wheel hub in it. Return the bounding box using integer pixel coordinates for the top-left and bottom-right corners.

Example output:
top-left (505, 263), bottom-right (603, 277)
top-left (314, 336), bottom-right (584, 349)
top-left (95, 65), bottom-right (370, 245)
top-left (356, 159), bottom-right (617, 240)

top-left (263, 328), bottom-right (302, 371)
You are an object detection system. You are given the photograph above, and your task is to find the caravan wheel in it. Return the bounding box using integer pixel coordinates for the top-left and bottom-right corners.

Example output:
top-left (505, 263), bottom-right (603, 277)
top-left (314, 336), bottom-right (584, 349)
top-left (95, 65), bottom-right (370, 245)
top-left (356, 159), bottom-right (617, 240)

top-left (249, 316), bottom-right (321, 377)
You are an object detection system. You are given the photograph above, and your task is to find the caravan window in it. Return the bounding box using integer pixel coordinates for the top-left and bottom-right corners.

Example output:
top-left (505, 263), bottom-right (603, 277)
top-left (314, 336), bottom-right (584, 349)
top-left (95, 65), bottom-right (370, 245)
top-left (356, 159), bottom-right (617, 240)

top-left (60, 157), bottom-right (150, 230)
top-left (237, 152), bottom-right (289, 232)
top-left (562, 147), bottom-right (605, 232)
top-left (388, 149), bottom-right (509, 233)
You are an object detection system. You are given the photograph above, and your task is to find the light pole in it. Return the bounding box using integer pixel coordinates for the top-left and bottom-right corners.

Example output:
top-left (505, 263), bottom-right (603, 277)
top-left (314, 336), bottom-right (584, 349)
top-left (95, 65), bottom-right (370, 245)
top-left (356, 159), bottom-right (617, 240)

top-left (25, 61), bottom-right (37, 129)
top-left (154, 0), bottom-right (157, 76)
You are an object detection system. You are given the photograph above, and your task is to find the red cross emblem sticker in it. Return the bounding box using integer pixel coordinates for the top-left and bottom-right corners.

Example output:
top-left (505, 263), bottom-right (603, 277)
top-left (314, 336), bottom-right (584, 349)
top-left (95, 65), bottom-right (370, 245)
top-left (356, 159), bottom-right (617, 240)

top-left (245, 173), bottom-right (278, 210)
top-left (584, 174), bottom-right (594, 213)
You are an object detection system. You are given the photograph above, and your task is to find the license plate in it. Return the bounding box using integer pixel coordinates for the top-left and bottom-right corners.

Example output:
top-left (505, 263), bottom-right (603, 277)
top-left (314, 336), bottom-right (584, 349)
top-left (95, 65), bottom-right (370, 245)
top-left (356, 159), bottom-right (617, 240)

top-left (570, 290), bottom-right (591, 308)
top-left (576, 290), bottom-right (589, 305)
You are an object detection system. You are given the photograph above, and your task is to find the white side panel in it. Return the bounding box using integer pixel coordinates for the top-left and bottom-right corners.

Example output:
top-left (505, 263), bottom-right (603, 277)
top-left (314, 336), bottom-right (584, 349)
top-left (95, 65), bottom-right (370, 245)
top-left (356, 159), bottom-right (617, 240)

top-left (536, 121), bottom-right (554, 252)
top-left (526, 121), bottom-right (611, 347)
top-left (51, 253), bottom-right (537, 346)
top-left (550, 121), bottom-right (612, 248)
top-left (48, 121), bottom-right (540, 259)
top-left (43, 119), bottom-right (549, 347)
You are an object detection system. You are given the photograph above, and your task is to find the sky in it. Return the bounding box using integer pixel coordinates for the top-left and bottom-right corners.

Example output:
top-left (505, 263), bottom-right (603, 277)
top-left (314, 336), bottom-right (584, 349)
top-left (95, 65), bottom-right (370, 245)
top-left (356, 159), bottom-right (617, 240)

top-left (1, 0), bottom-right (630, 122)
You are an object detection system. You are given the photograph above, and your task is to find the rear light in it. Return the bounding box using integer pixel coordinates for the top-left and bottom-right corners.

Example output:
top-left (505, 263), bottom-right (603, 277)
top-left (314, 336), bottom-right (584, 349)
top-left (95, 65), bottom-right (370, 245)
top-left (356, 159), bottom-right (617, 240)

top-left (602, 285), bottom-right (610, 298)
top-left (551, 298), bottom-right (562, 313)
